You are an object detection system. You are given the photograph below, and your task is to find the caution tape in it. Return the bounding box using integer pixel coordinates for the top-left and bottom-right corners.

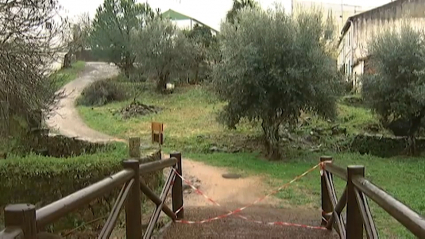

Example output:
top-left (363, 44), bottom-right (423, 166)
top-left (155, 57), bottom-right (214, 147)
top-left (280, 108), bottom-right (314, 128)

top-left (173, 162), bottom-right (327, 230)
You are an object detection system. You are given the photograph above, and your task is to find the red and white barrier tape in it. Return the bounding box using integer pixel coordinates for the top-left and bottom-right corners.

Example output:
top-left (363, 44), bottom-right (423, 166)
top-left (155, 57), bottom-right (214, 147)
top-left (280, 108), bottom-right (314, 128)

top-left (172, 162), bottom-right (327, 230)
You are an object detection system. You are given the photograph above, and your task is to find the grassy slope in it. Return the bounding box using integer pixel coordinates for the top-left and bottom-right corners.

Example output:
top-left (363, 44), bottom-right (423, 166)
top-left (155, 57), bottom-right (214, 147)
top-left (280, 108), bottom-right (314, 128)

top-left (51, 61), bottom-right (86, 90)
top-left (77, 84), bottom-right (424, 238)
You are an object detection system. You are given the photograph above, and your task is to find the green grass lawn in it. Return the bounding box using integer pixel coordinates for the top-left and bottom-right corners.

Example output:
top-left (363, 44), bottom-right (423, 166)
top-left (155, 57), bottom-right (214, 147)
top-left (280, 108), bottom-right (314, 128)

top-left (51, 61), bottom-right (86, 90)
top-left (77, 82), bottom-right (424, 238)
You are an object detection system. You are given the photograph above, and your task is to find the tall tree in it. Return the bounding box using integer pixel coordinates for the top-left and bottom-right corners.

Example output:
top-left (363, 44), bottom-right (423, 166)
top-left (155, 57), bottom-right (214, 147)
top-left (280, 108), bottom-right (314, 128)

top-left (185, 24), bottom-right (218, 83)
top-left (362, 25), bottom-right (425, 155)
top-left (0, 0), bottom-right (67, 124)
top-left (90, 0), bottom-right (153, 77)
top-left (226, 0), bottom-right (258, 24)
top-left (131, 18), bottom-right (193, 92)
top-left (214, 7), bottom-right (342, 160)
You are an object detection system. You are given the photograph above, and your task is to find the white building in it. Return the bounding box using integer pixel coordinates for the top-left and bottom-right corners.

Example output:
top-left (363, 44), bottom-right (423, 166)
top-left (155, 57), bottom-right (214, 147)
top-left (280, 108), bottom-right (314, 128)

top-left (337, 0), bottom-right (425, 90)
top-left (162, 9), bottom-right (219, 34)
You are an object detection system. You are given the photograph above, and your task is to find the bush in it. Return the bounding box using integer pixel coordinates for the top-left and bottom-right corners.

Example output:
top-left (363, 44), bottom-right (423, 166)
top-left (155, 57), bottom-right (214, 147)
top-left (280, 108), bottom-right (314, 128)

top-left (78, 79), bottom-right (129, 106)
top-left (212, 7), bottom-right (342, 160)
top-left (0, 145), bottom-right (162, 231)
top-left (362, 25), bottom-right (425, 154)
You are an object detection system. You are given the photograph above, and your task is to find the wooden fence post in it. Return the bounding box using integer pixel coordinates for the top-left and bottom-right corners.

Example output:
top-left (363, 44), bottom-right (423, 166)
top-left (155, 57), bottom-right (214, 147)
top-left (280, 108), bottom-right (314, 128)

top-left (347, 165), bottom-right (365, 239)
top-left (129, 137), bottom-right (141, 159)
top-left (171, 152), bottom-right (184, 219)
top-left (4, 204), bottom-right (37, 239)
top-left (123, 160), bottom-right (142, 239)
top-left (320, 156), bottom-right (333, 226)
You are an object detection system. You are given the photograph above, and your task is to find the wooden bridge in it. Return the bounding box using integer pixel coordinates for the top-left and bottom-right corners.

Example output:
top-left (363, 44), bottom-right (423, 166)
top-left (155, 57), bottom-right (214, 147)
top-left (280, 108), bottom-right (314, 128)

top-left (1, 141), bottom-right (425, 238)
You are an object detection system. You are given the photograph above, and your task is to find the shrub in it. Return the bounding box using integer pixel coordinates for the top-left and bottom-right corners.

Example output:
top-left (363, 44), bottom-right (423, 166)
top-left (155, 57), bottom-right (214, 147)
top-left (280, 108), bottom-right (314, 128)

top-left (362, 24), bottom-right (425, 155)
top-left (78, 79), bottom-right (129, 106)
top-left (0, 145), bottom-right (162, 231)
top-left (213, 7), bottom-right (342, 160)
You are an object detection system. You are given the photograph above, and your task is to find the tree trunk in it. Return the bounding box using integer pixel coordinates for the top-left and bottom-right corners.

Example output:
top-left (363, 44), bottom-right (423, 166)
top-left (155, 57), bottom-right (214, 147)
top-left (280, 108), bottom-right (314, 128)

top-left (62, 52), bottom-right (72, 69)
top-left (407, 135), bottom-right (417, 156)
top-left (261, 120), bottom-right (281, 161)
top-left (156, 74), bottom-right (168, 93)
top-left (407, 112), bottom-right (424, 156)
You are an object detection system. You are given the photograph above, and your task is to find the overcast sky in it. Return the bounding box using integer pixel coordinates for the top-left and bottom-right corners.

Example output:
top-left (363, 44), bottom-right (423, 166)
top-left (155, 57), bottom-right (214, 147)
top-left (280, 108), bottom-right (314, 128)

top-left (58, 0), bottom-right (392, 30)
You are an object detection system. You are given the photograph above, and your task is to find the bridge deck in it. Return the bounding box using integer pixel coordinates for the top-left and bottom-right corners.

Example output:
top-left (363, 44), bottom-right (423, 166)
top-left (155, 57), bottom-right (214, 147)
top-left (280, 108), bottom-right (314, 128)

top-left (161, 205), bottom-right (339, 239)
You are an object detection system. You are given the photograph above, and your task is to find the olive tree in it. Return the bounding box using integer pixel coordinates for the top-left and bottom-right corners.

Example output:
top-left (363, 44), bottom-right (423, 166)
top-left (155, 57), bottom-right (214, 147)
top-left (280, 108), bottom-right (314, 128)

top-left (185, 24), bottom-right (219, 83)
top-left (213, 7), bottom-right (342, 160)
top-left (131, 18), bottom-right (194, 92)
top-left (362, 25), bottom-right (425, 155)
top-left (90, 0), bottom-right (154, 77)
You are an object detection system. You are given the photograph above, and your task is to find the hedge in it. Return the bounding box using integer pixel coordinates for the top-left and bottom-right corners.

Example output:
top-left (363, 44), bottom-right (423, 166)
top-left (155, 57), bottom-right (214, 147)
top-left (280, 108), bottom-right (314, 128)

top-left (0, 143), bottom-right (162, 232)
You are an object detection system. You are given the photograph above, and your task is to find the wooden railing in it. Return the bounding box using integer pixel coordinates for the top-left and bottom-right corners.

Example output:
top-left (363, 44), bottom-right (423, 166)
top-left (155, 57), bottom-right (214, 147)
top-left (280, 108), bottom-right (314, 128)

top-left (0, 138), bottom-right (184, 239)
top-left (320, 156), bottom-right (425, 239)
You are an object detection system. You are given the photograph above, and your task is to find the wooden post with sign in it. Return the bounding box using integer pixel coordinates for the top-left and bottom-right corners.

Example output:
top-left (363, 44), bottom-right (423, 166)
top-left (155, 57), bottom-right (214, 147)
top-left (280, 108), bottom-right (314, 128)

top-left (151, 122), bottom-right (164, 146)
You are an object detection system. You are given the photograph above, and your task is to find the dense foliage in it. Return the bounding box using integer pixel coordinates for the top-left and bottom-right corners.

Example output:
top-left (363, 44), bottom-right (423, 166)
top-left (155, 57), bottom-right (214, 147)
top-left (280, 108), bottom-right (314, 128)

top-left (226, 0), bottom-right (259, 24)
top-left (131, 18), bottom-right (194, 92)
top-left (213, 7), bottom-right (342, 160)
top-left (90, 0), bottom-right (154, 77)
top-left (0, 0), bottom-right (67, 126)
top-left (185, 24), bottom-right (219, 83)
top-left (362, 25), bottom-right (425, 154)
top-left (78, 79), bottom-right (129, 106)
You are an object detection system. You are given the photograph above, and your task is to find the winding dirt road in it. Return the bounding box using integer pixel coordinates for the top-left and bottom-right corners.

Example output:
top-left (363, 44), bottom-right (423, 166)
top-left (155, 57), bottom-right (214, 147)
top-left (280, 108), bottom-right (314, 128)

top-left (46, 62), bottom-right (122, 143)
top-left (46, 62), bottom-right (336, 238)
top-left (46, 62), bottom-right (282, 208)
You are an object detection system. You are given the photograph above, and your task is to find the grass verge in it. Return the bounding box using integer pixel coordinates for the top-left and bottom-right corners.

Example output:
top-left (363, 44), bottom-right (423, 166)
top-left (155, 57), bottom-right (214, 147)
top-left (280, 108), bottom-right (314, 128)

top-left (51, 61), bottom-right (86, 90)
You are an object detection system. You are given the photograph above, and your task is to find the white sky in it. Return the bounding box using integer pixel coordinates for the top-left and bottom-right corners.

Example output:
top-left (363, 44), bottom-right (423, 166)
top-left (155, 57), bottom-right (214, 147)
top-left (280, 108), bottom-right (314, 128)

top-left (58, 0), bottom-right (392, 30)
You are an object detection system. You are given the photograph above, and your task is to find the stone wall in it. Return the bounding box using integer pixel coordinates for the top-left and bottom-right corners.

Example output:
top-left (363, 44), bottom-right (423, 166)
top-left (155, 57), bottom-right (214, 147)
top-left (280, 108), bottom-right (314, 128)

top-left (350, 133), bottom-right (425, 157)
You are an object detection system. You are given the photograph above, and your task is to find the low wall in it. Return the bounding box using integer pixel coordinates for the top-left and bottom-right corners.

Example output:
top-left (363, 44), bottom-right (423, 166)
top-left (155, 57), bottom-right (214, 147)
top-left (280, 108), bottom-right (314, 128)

top-left (350, 133), bottom-right (425, 157)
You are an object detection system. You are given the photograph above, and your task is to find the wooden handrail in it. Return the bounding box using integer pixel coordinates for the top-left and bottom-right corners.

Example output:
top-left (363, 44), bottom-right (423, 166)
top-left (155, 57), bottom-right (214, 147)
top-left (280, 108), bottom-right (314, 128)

top-left (324, 163), bottom-right (347, 180)
top-left (36, 169), bottom-right (134, 228)
top-left (352, 176), bottom-right (425, 238)
top-left (139, 157), bottom-right (177, 173)
top-left (1, 137), bottom-right (184, 239)
top-left (140, 180), bottom-right (177, 220)
top-left (321, 157), bottom-right (425, 239)
top-left (99, 179), bottom-right (134, 238)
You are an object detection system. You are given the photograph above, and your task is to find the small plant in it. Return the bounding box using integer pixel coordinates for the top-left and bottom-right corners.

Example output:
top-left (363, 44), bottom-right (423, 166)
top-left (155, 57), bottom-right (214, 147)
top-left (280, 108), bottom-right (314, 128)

top-left (78, 79), bottom-right (129, 106)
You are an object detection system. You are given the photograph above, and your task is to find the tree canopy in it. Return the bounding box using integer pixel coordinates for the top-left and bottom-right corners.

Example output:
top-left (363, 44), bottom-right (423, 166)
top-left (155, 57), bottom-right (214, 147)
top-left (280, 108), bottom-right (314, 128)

top-left (184, 24), bottom-right (219, 83)
top-left (362, 25), bottom-right (425, 154)
top-left (226, 0), bottom-right (259, 24)
top-left (90, 0), bottom-right (154, 77)
top-left (131, 18), bottom-right (194, 92)
top-left (213, 7), bottom-right (342, 160)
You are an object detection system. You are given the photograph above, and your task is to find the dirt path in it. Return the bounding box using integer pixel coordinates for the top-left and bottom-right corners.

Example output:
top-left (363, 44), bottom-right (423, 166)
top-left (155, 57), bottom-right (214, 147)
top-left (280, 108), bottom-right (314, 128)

top-left (46, 62), bottom-right (283, 209)
top-left (46, 62), bottom-right (124, 143)
top-left (163, 153), bottom-right (282, 208)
